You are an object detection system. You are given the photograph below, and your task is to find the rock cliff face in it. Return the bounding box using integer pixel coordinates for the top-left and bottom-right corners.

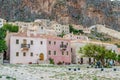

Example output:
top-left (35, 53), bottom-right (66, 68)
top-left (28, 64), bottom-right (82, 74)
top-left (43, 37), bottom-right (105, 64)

top-left (0, 0), bottom-right (120, 30)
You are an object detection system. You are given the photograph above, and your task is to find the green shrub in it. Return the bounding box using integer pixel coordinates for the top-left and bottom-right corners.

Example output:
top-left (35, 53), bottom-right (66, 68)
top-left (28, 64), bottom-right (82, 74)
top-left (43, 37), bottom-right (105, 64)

top-left (69, 25), bottom-right (84, 35)
top-left (93, 77), bottom-right (97, 80)
top-left (0, 75), bottom-right (2, 78)
top-left (12, 78), bottom-right (16, 80)
top-left (49, 58), bottom-right (54, 64)
top-left (6, 76), bottom-right (11, 79)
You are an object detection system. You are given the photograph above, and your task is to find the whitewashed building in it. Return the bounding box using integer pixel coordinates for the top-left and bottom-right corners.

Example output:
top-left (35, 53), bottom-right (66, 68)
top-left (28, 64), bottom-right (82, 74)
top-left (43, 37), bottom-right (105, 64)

top-left (8, 31), bottom-right (71, 64)
top-left (10, 33), bottom-right (47, 64)
top-left (51, 21), bottom-right (69, 35)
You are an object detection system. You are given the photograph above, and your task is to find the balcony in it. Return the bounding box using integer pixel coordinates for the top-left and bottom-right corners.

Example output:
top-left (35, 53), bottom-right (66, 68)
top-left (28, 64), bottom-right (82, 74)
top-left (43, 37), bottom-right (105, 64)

top-left (60, 44), bottom-right (67, 51)
top-left (21, 44), bottom-right (30, 51)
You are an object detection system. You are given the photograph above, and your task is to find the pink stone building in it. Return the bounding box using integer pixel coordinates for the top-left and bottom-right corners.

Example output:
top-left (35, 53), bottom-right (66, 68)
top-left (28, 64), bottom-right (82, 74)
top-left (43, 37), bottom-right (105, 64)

top-left (47, 37), bottom-right (71, 64)
top-left (8, 32), bottom-right (71, 64)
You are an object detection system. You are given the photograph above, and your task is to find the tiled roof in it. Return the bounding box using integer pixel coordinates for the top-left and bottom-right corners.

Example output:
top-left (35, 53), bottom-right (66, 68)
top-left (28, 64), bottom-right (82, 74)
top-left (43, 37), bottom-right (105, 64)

top-left (12, 32), bottom-right (70, 41)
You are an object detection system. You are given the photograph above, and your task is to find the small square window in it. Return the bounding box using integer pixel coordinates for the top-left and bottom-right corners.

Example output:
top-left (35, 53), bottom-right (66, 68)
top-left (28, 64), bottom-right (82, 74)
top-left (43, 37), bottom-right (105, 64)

top-left (67, 51), bottom-right (69, 55)
top-left (54, 41), bottom-right (56, 45)
top-left (40, 41), bottom-right (43, 45)
top-left (62, 51), bottom-right (64, 55)
top-left (23, 39), bottom-right (27, 44)
top-left (41, 27), bottom-right (43, 29)
top-left (31, 52), bottom-right (33, 56)
top-left (54, 51), bottom-right (56, 55)
top-left (16, 52), bottom-right (19, 56)
top-left (71, 48), bottom-right (73, 52)
top-left (16, 39), bottom-right (19, 44)
top-left (23, 52), bottom-right (26, 56)
top-left (66, 43), bottom-right (68, 45)
top-left (49, 41), bottom-right (51, 45)
top-left (48, 51), bottom-right (51, 55)
top-left (31, 40), bottom-right (33, 45)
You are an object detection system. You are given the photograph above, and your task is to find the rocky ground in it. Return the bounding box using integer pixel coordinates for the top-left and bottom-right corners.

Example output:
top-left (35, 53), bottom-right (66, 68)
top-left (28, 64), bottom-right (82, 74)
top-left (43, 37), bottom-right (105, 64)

top-left (0, 64), bottom-right (120, 80)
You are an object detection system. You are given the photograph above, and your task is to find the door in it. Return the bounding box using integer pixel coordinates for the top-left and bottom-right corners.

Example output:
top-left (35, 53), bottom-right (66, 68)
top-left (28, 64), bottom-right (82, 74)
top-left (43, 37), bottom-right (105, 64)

top-left (39, 53), bottom-right (44, 60)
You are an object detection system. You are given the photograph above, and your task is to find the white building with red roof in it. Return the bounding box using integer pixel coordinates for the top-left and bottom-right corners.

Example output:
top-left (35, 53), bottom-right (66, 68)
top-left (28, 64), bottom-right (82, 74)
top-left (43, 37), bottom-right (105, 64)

top-left (8, 31), bottom-right (71, 64)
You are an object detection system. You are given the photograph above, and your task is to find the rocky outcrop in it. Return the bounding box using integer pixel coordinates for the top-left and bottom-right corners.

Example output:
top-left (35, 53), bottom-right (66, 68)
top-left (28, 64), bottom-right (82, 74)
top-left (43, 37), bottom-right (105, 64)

top-left (0, 0), bottom-right (119, 31)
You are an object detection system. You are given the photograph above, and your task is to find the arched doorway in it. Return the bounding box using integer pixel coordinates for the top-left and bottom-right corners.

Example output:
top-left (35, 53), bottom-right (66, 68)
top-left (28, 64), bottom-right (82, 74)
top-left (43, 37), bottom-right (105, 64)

top-left (39, 53), bottom-right (44, 60)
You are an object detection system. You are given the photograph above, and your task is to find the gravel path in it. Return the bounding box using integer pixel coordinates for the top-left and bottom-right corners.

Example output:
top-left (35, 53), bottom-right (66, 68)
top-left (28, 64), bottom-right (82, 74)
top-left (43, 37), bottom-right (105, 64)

top-left (0, 64), bottom-right (120, 80)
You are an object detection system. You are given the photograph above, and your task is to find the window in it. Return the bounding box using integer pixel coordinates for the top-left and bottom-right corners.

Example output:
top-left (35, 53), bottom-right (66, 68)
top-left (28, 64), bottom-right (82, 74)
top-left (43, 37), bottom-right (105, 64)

top-left (16, 39), bottom-right (19, 44)
top-left (41, 27), bottom-right (43, 29)
top-left (48, 51), bottom-right (51, 55)
top-left (49, 41), bottom-right (51, 45)
top-left (54, 41), bottom-right (56, 45)
top-left (67, 51), bottom-right (69, 55)
top-left (66, 43), bottom-right (68, 45)
top-left (16, 52), bottom-right (19, 56)
top-left (31, 40), bottom-right (33, 45)
top-left (89, 58), bottom-right (91, 64)
top-left (30, 52), bottom-right (33, 56)
top-left (81, 58), bottom-right (83, 64)
top-left (62, 51), bottom-right (64, 55)
top-left (71, 48), bottom-right (73, 52)
top-left (40, 41), bottom-right (43, 45)
top-left (23, 52), bottom-right (26, 56)
top-left (23, 39), bottom-right (27, 44)
top-left (54, 51), bottom-right (56, 55)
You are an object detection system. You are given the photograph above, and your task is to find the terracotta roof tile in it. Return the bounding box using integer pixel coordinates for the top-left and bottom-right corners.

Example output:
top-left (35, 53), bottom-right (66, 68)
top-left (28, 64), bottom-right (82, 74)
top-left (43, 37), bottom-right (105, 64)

top-left (12, 32), bottom-right (70, 41)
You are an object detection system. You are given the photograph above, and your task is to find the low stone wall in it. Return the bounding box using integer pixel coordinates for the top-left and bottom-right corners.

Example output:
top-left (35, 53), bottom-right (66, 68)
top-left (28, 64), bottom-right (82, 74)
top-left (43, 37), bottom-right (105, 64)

top-left (96, 25), bottom-right (120, 39)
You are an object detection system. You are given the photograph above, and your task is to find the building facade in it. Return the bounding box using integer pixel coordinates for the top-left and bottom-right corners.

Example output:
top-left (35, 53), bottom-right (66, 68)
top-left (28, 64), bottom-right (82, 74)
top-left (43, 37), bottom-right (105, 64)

top-left (71, 40), bottom-right (119, 64)
top-left (51, 21), bottom-right (69, 35)
top-left (9, 32), bottom-right (71, 64)
top-left (47, 37), bottom-right (71, 64)
top-left (63, 33), bottom-right (89, 41)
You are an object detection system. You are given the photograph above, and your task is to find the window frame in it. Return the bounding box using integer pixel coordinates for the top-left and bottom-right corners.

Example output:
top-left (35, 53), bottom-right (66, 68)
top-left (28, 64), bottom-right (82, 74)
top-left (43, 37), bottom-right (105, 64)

top-left (16, 39), bottom-right (19, 44)
top-left (16, 52), bottom-right (19, 56)
top-left (23, 52), bottom-right (26, 56)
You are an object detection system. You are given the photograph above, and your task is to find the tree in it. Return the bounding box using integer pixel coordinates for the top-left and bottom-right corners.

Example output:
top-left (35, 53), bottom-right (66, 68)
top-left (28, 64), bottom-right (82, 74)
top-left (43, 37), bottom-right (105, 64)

top-left (0, 28), bottom-right (7, 53)
top-left (69, 25), bottom-right (84, 35)
top-left (2, 24), bottom-right (19, 32)
top-left (79, 44), bottom-right (117, 66)
top-left (0, 40), bottom-right (7, 64)
top-left (0, 23), bottom-right (18, 64)
top-left (49, 58), bottom-right (54, 64)
top-left (0, 40), bottom-right (7, 53)
top-left (0, 28), bottom-right (6, 39)
top-left (58, 31), bottom-right (65, 38)
top-left (0, 28), bottom-right (7, 63)
top-left (117, 55), bottom-right (120, 63)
